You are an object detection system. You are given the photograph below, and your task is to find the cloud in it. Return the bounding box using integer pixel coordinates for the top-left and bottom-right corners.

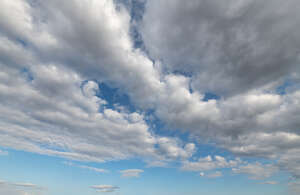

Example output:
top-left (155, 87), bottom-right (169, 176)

top-left (63, 161), bottom-right (108, 173)
top-left (182, 155), bottom-right (242, 172)
top-left (91, 185), bottom-right (119, 193)
top-left (156, 137), bottom-right (196, 160)
top-left (141, 0), bottom-right (300, 96)
top-left (12, 183), bottom-right (37, 188)
top-left (232, 162), bottom-right (278, 180)
top-left (0, 0), bottom-right (300, 191)
top-left (0, 0), bottom-right (195, 165)
top-left (0, 180), bottom-right (44, 195)
top-left (120, 169), bottom-right (144, 178)
top-left (259, 181), bottom-right (278, 185)
top-left (200, 171), bottom-right (223, 179)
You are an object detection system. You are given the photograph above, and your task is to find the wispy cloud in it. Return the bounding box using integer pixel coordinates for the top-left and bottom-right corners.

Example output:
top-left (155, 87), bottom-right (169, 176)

top-left (91, 185), bottom-right (119, 193)
top-left (259, 181), bottom-right (278, 185)
top-left (0, 179), bottom-right (45, 195)
top-left (63, 161), bottom-right (108, 173)
top-left (120, 169), bottom-right (144, 178)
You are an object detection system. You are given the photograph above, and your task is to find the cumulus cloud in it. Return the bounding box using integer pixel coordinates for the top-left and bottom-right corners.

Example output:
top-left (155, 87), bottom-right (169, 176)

top-left (232, 162), bottom-right (278, 180)
top-left (0, 0), bottom-right (196, 165)
top-left (91, 185), bottom-right (119, 193)
top-left (120, 169), bottom-right (144, 178)
top-left (182, 155), bottom-right (242, 172)
top-left (0, 0), bottom-right (300, 191)
top-left (141, 0), bottom-right (300, 96)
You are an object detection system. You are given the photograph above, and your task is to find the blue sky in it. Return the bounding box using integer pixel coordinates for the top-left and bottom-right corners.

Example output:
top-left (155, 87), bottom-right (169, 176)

top-left (0, 147), bottom-right (287, 195)
top-left (0, 0), bottom-right (300, 195)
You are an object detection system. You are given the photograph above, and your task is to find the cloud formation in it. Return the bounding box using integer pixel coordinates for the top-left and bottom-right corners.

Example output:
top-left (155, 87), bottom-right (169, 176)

top-left (200, 171), bottom-right (223, 179)
top-left (0, 0), bottom-right (195, 164)
top-left (182, 155), bottom-right (241, 172)
top-left (120, 169), bottom-right (144, 178)
top-left (91, 185), bottom-right (119, 193)
top-left (63, 161), bottom-right (108, 173)
top-left (0, 180), bottom-right (44, 195)
top-left (232, 162), bottom-right (278, 180)
top-left (0, 0), bottom-right (300, 192)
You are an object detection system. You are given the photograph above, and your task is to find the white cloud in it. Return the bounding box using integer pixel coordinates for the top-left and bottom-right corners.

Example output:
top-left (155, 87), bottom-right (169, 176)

top-left (182, 156), bottom-right (242, 172)
top-left (120, 169), bottom-right (144, 178)
top-left (0, 180), bottom-right (44, 195)
top-left (232, 162), bottom-right (278, 180)
top-left (199, 171), bottom-right (223, 178)
top-left (0, 0), bottom-right (300, 190)
top-left (259, 181), bottom-right (278, 185)
top-left (12, 183), bottom-right (37, 188)
top-left (91, 185), bottom-right (119, 193)
top-left (0, 0), bottom-right (196, 165)
top-left (63, 161), bottom-right (108, 173)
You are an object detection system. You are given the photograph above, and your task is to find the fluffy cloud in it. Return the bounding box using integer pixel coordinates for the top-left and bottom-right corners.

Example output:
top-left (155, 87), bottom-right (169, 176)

top-left (232, 162), bottom-right (278, 180)
top-left (120, 169), bottom-right (144, 178)
top-left (0, 0), bottom-right (197, 164)
top-left (141, 0), bottom-right (300, 96)
top-left (140, 0), bottom-right (300, 185)
top-left (182, 155), bottom-right (241, 172)
top-left (0, 0), bottom-right (300, 191)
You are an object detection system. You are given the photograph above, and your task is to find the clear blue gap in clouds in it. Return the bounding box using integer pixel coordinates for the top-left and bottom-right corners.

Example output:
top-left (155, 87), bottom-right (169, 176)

top-left (20, 67), bottom-right (34, 82)
top-left (276, 79), bottom-right (298, 95)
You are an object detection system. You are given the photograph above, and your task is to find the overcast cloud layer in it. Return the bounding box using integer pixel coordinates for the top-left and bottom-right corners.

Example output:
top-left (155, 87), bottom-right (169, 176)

top-left (0, 0), bottom-right (300, 193)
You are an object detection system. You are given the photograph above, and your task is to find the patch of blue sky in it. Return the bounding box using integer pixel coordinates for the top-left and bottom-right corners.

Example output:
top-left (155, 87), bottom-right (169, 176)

top-left (80, 80), bottom-right (137, 113)
top-left (97, 82), bottom-right (137, 113)
top-left (16, 38), bottom-right (27, 47)
top-left (203, 92), bottom-right (221, 101)
top-left (276, 80), bottom-right (295, 95)
top-left (20, 67), bottom-right (34, 82)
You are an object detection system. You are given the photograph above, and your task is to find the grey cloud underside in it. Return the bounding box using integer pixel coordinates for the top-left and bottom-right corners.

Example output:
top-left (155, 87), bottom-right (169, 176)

top-left (141, 0), bottom-right (300, 96)
top-left (141, 0), bottom-right (300, 181)
top-left (0, 0), bottom-right (300, 186)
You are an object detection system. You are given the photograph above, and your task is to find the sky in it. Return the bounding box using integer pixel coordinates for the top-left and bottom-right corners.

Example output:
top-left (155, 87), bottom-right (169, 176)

top-left (0, 0), bottom-right (300, 194)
